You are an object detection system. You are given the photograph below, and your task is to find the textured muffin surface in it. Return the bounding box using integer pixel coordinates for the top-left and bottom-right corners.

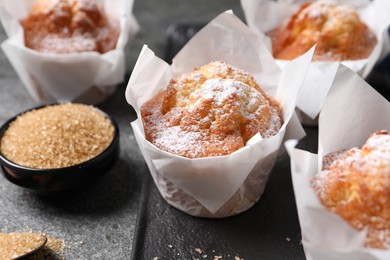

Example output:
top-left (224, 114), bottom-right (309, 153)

top-left (21, 0), bottom-right (119, 54)
top-left (141, 61), bottom-right (282, 158)
top-left (312, 130), bottom-right (390, 249)
top-left (269, 1), bottom-right (377, 61)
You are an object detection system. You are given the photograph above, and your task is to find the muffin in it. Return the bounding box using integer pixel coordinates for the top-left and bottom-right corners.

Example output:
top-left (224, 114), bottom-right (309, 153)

top-left (0, 0), bottom-right (138, 104)
top-left (268, 1), bottom-right (377, 61)
top-left (312, 130), bottom-right (390, 249)
top-left (21, 0), bottom-right (119, 54)
top-left (141, 61), bottom-right (283, 158)
top-left (127, 11), bottom-right (312, 217)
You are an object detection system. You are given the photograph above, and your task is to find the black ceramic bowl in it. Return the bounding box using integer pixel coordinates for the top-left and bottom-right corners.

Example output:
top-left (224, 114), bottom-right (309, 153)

top-left (0, 104), bottom-right (120, 193)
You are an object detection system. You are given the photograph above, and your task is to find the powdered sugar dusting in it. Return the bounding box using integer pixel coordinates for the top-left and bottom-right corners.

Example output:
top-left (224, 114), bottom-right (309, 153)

top-left (270, 0), bottom-right (376, 61)
top-left (322, 131), bottom-right (390, 176)
top-left (299, 1), bottom-right (330, 21)
top-left (312, 130), bottom-right (390, 249)
top-left (141, 62), bottom-right (282, 158)
top-left (154, 126), bottom-right (207, 157)
top-left (297, 1), bottom-right (357, 25)
top-left (189, 78), bottom-right (268, 121)
top-left (264, 106), bottom-right (282, 138)
top-left (22, 0), bottom-right (119, 54)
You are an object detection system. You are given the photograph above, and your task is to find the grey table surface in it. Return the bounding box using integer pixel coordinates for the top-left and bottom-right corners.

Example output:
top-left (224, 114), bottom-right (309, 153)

top-left (0, 1), bottom-right (245, 259)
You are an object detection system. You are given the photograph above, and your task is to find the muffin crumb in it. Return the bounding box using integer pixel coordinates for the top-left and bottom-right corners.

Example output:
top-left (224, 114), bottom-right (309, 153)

top-left (195, 247), bottom-right (203, 254)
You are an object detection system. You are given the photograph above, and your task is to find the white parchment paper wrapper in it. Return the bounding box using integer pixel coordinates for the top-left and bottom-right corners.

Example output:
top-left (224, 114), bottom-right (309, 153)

top-left (0, 0), bottom-right (139, 104)
top-left (286, 63), bottom-right (390, 259)
top-left (125, 11), bottom-right (313, 218)
top-left (241, 0), bottom-right (390, 121)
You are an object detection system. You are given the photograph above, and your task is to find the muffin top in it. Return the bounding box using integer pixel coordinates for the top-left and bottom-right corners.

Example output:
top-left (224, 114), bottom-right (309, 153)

top-left (269, 1), bottom-right (377, 61)
top-left (141, 61), bottom-right (282, 158)
top-left (312, 130), bottom-right (390, 249)
top-left (21, 0), bottom-right (119, 54)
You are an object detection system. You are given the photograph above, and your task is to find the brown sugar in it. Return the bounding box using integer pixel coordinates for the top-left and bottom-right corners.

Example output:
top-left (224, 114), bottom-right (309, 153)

top-left (29, 235), bottom-right (66, 260)
top-left (21, 0), bottom-right (120, 54)
top-left (0, 232), bottom-right (46, 260)
top-left (0, 103), bottom-right (114, 169)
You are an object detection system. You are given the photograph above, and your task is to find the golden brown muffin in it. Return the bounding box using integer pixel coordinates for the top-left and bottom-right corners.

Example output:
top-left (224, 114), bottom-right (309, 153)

top-left (312, 130), bottom-right (390, 249)
top-left (21, 0), bottom-right (119, 54)
top-left (141, 61), bottom-right (282, 158)
top-left (268, 1), bottom-right (377, 61)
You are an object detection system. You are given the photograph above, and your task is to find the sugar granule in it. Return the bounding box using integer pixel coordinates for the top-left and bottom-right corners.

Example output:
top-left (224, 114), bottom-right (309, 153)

top-left (29, 235), bottom-right (66, 260)
top-left (0, 232), bottom-right (46, 259)
top-left (0, 103), bottom-right (114, 169)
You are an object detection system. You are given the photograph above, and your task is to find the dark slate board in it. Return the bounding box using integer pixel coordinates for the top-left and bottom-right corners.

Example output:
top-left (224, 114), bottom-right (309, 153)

top-left (131, 154), bottom-right (302, 260)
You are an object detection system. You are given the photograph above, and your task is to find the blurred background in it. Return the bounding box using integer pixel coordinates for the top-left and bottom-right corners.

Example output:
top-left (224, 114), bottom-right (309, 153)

top-left (0, 1), bottom-right (389, 259)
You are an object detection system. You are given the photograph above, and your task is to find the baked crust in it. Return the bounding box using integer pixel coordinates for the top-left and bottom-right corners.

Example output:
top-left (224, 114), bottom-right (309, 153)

top-left (312, 130), bottom-right (390, 249)
top-left (21, 0), bottom-right (119, 54)
top-left (269, 1), bottom-right (377, 61)
top-left (141, 61), bottom-right (282, 158)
